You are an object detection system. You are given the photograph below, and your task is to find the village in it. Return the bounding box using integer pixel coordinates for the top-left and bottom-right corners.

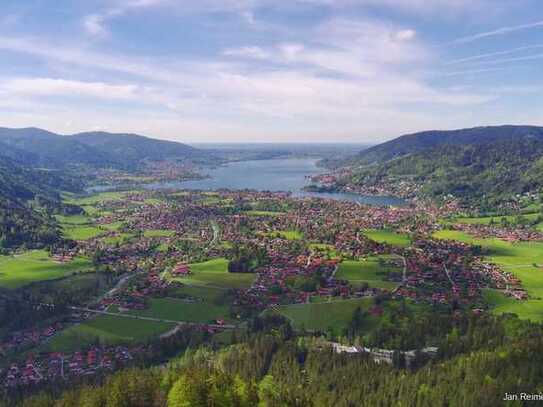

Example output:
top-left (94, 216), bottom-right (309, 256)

top-left (1, 188), bottom-right (539, 390)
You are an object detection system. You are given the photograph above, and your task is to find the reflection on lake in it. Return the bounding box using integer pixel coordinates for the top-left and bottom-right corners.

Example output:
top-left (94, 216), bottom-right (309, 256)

top-left (145, 158), bottom-right (405, 206)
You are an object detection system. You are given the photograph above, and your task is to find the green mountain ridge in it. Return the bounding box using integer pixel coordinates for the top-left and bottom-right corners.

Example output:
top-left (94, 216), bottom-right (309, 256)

top-left (0, 127), bottom-right (205, 170)
top-left (346, 125), bottom-right (543, 205)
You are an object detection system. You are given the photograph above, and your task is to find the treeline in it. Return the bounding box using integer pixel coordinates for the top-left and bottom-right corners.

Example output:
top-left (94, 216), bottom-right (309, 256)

top-left (12, 312), bottom-right (543, 407)
top-left (228, 243), bottom-right (269, 273)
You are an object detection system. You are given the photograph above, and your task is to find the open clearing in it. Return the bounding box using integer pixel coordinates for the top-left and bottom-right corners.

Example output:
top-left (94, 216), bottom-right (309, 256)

top-left (170, 258), bottom-right (255, 289)
top-left (261, 230), bottom-right (303, 240)
top-left (434, 229), bottom-right (543, 321)
top-left (336, 256), bottom-right (401, 290)
top-left (123, 297), bottom-right (231, 323)
top-left (0, 250), bottom-right (93, 289)
top-left (273, 298), bottom-right (374, 331)
top-left (44, 315), bottom-right (173, 352)
top-left (455, 212), bottom-right (541, 225)
top-left (363, 229), bottom-right (411, 247)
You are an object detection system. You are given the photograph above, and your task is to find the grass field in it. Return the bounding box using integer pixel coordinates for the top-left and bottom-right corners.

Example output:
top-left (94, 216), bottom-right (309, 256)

top-left (62, 225), bottom-right (105, 241)
top-left (64, 191), bottom-right (128, 206)
top-left (363, 229), bottom-right (411, 247)
top-left (124, 297), bottom-right (231, 323)
top-left (455, 213), bottom-right (541, 225)
top-left (55, 214), bottom-right (92, 225)
top-left (262, 230), bottom-right (303, 240)
top-left (45, 315), bottom-right (173, 352)
top-left (170, 285), bottom-right (227, 303)
top-left (143, 229), bottom-right (176, 238)
top-left (273, 298), bottom-right (374, 331)
top-left (336, 256), bottom-right (401, 290)
top-left (244, 210), bottom-right (284, 217)
top-left (309, 243), bottom-right (340, 258)
top-left (0, 250), bottom-right (93, 289)
top-left (434, 230), bottom-right (543, 321)
top-left (171, 258), bottom-right (255, 289)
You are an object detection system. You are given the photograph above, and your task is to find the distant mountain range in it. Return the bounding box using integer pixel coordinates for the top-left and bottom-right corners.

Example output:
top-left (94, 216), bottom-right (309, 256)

top-left (0, 127), bottom-right (206, 170)
top-left (346, 125), bottom-right (543, 205)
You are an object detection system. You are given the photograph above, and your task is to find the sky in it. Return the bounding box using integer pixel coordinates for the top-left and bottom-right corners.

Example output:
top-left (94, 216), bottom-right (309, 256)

top-left (0, 0), bottom-right (542, 143)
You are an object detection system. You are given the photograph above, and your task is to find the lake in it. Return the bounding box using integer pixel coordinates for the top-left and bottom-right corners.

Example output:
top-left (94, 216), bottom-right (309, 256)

top-left (146, 158), bottom-right (405, 206)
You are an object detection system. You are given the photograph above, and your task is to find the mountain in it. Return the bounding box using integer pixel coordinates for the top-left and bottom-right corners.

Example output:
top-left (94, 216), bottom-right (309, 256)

top-left (353, 125), bottom-right (543, 165)
top-left (0, 156), bottom-right (82, 250)
top-left (345, 125), bottom-right (543, 205)
top-left (72, 131), bottom-right (201, 164)
top-left (0, 127), bottom-right (204, 170)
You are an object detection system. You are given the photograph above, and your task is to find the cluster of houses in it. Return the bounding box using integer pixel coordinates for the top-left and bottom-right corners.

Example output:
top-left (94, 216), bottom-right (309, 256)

top-left (0, 323), bottom-right (63, 355)
top-left (2, 346), bottom-right (138, 389)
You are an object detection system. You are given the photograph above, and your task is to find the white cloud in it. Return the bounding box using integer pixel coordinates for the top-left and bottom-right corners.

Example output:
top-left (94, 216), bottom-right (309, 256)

top-left (222, 46), bottom-right (270, 59)
top-left (2, 78), bottom-right (140, 100)
top-left (83, 14), bottom-right (110, 37)
top-left (395, 29), bottom-right (416, 41)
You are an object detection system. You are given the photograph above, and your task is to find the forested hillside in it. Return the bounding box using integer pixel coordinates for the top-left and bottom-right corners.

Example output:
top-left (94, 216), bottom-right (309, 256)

top-left (344, 125), bottom-right (543, 204)
top-left (0, 156), bottom-right (81, 250)
top-left (0, 127), bottom-right (206, 170)
top-left (353, 125), bottom-right (543, 165)
top-left (14, 313), bottom-right (543, 407)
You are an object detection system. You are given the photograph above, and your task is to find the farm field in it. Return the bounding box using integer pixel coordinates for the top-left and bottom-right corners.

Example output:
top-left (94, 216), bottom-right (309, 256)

top-left (124, 298), bottom-right (231, 323)
top-left (261, 230), bottom-right (303, 240)
top-left (363, 229), bottom-right (411, 247)
top-left (64, 191), bottom-right (128, 206)
top-left (243, 210), bottom-right (284, 217)
top-left (336, 256), bottom-right (401, 290)
top-left (434, 230), bottom-right (543, 321)
top-left (143, 229), bottom-right (176, 238)
top-left (171, 258), bottom-right (255, 289)
top-left (455, 212), bottom-right (541, 225)
top-left (62, 225), bottom-right (104, 241)
top-left (0, 250), bottom-right (93, 289)
top-left (44, 315), bottom-right (173, 353)
top-left (273, 298), bottom-right (374, 331)
top-left (170, 285), bottom-right (227, 303)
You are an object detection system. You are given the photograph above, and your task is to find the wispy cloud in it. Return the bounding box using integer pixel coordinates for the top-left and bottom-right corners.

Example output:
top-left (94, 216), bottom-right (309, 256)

top-left (452, 20), bottom-right (543, 44)
top-left (445, 44), bottom-right (543, 65)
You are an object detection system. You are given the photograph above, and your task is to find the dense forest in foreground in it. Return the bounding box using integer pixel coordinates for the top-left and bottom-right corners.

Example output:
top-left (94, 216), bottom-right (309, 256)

top-left (8, 312), bottom-right (543, 407)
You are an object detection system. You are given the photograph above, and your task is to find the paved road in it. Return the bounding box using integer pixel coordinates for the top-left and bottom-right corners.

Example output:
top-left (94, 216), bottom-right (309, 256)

top-left (68, 306), bottom-right (237, 329)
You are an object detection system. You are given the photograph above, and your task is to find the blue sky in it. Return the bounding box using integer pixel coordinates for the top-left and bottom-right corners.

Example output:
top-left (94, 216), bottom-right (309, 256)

top-left (0, 0), bottom-right (542, 143)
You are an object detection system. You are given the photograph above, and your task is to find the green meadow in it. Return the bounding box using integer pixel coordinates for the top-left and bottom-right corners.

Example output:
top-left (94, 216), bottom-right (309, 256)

top-left (261, 230), bottom-right (303, 240)
top-left (124, 297), bottom-right (231, 323)
top-left (243, 210), bottom-right (284, 217)
top-left (171, 258), bottom-right (255, 289)
top-left (455, 212), bottom-right (541, 225)
top-left (273, 298), bottom-right (374, 331)
top-left (45, 315), bottom-right (173, 352)
top-left (434, 229), bottom-right (543, 321)
top-left (336, 256), bottom-right (401, 290)
top-left (143, 229), bottom-right (176, 238)
top-left (0, 250), bottom-right (93, 289)
top-left (363, 229), bottom-right (411, 247)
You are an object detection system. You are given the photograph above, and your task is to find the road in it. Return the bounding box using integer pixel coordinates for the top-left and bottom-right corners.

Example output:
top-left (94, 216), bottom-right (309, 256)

top-left (68, 306), bottom-right (237, 329)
